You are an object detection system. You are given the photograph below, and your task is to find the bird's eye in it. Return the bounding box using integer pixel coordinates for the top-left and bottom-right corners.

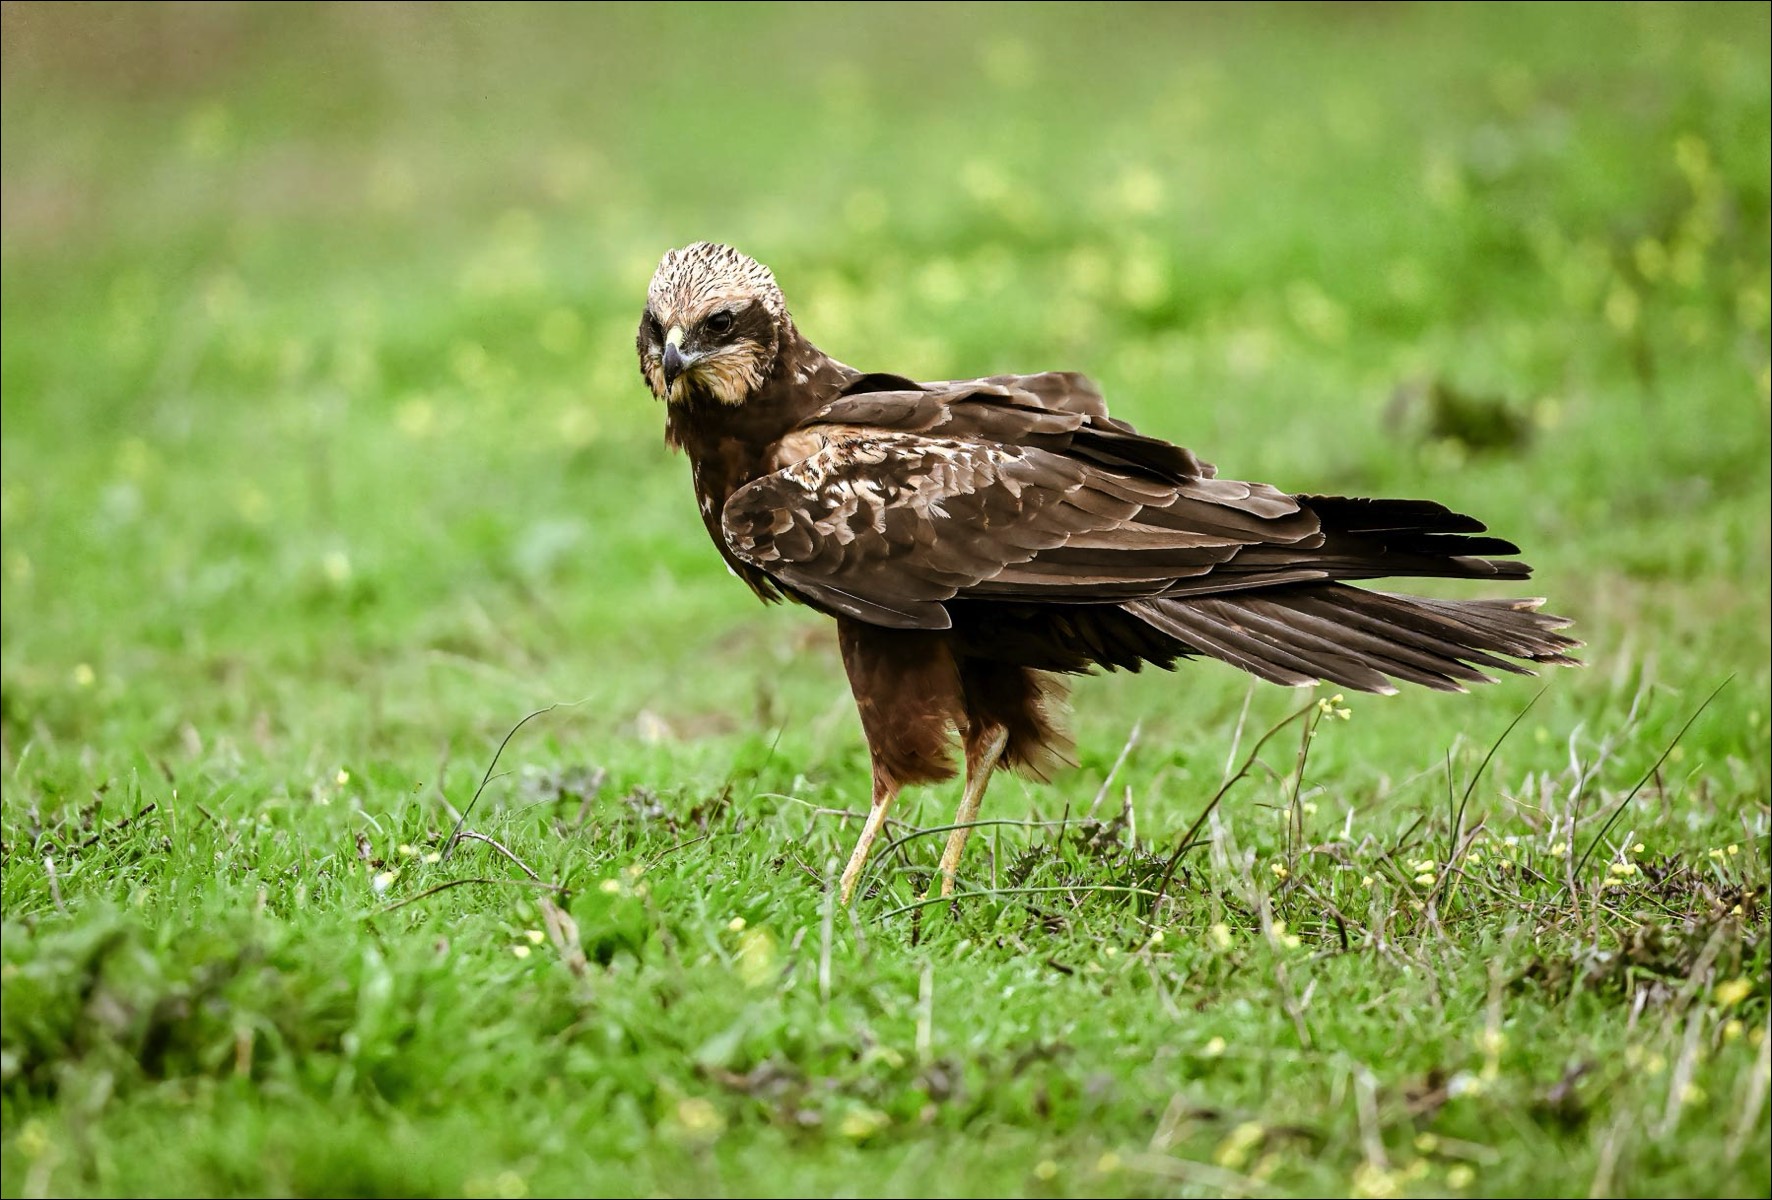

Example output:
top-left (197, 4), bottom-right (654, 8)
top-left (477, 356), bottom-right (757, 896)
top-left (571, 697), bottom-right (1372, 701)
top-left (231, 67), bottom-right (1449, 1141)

top-left (705, 311), bottom-right (735, 337)
top-left (642, 311), bottom-right (663, 343)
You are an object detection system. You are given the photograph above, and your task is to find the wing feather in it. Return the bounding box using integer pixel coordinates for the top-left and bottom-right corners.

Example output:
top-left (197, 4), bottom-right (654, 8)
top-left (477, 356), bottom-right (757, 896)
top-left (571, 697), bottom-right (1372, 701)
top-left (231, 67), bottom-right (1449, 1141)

top-left (722, 426), bottom-right (1319, 628)
top-left (721, 380), bottom-right (1535, 633)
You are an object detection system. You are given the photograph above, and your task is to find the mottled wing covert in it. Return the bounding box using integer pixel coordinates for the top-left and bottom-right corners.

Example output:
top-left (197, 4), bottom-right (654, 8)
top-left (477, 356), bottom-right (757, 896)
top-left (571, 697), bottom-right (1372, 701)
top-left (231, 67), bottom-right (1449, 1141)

top-left (720, 427), bottom-right (1318, 630)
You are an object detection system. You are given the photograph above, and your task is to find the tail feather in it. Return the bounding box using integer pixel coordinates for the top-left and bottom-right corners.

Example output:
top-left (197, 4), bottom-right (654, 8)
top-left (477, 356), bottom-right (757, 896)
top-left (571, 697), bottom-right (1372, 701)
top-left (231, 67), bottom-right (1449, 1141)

top-left (1392, 594), bottom-right (1582, 665)
top-left (1127, 597), bottom-right (1336, 689)
top-left (1242, 593), bottom-right (1503, 687)
top-left (1126, 583), bottom-right (1580, 695)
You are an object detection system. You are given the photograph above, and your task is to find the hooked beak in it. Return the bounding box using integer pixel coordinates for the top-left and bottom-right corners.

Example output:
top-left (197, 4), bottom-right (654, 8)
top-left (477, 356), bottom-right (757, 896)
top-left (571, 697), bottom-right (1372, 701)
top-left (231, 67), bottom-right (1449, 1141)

top-left (661, 326), bottom-right (688, 388)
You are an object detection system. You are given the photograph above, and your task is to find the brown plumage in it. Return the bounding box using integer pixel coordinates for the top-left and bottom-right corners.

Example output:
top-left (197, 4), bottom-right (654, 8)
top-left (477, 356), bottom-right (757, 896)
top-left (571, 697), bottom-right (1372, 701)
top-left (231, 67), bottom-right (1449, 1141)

top-left (637, 242), bottom-right (1579, 902)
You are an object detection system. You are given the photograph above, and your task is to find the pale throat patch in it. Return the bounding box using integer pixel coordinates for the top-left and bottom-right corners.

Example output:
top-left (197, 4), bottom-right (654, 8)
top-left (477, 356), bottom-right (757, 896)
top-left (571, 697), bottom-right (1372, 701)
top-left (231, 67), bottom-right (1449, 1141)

top-left (680, 348), bottom-right (766, 406)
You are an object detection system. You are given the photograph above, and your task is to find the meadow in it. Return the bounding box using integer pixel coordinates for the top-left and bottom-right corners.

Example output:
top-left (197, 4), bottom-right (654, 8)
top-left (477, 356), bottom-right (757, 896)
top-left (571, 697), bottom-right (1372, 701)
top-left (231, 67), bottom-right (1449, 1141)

top-left (1, 3), bottom-right (1768, 1196)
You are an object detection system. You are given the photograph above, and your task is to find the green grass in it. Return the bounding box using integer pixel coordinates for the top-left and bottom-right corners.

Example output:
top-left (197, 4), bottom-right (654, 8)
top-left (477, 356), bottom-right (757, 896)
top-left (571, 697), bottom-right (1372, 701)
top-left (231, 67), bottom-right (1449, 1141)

top-left (2, 3), bottom-right (1768, 1196)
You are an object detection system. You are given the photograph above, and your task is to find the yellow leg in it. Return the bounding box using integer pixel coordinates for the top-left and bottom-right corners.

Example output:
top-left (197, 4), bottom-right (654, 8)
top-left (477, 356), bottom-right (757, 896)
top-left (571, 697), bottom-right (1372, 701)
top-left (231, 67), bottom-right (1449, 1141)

top-left (932, 726), bottom-right (1009, 898)
top-left (839, 773), bottom-right (899, 905)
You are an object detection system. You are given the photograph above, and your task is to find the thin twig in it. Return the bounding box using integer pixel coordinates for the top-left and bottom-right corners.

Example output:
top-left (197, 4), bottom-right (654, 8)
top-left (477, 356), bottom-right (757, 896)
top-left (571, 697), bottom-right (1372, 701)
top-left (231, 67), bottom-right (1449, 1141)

top-left (373, 875), bottom-right (566, 916)
top-left (1086, 720), bottom-right (1141, 818)
top-left (878, 882), bottom-right (1165, 920)
top-left (763, 797), bottom-right (922, 832)
top-left (71, 802), bottom-right (158, 853)
top-left (874, 816), bottom-right (1080, 863)
top-left (1452, 688), bottom-right (1544, 857)
top-left (819, 862), bottom-right (836, 1003)
top-left (1285, 703), bottom-right (1318, 863)
top-left (194, 801), bottom-right (238, 847)
top-left (452, 830), bottom-right (542, 881)
top-left (1152, 700), bottom-right (1318, 911)
top-left (43, 855), bottom-right (65, 913)
top-left (1433, 817), bottom-right (1488, 912)
top-left (443, 701), bottom-right (585, 860)
top-left (1572, 678), bottom-right (1729, 878)
top-left (1374, 813), bottom-right (1430, 881)
top-left (647, 832), bottom-right (712, 864)
top-left (1223, 683), bottom-right (1257, 782)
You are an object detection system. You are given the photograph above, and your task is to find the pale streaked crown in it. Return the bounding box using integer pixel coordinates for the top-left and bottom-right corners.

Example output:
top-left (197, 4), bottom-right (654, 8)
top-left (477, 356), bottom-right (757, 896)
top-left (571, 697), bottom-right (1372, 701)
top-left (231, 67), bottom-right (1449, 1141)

top-left (647, 242), bottom-right (787, 328)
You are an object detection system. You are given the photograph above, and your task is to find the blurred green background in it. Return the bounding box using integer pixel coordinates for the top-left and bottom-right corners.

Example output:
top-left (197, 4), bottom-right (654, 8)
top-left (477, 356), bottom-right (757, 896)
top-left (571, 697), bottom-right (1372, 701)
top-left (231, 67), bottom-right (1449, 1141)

top-left (3, 2), bottom-right (1768, 757)
top-left (2, 3), bottom-right (1768, 1196)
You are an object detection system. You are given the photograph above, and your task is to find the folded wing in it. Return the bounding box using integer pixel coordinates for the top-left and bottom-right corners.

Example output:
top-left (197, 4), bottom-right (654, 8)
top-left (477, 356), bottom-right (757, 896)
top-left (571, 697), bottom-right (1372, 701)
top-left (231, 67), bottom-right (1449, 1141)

top-left (721, 379), bottom-right (1529, 632)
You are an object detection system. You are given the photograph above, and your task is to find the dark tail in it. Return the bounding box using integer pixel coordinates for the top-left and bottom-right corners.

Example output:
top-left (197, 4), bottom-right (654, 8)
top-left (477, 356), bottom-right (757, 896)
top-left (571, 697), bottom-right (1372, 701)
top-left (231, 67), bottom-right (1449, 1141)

top-left (1126, 584), bottom-right (1581, 694)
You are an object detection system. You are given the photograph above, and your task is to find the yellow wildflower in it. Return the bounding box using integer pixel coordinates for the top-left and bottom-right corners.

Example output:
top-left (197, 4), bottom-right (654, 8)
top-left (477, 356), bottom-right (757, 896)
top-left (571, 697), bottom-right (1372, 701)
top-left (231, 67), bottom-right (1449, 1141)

top-left (1214, 1121), bottom-right (1264, 1169)
top-left (1714, 978), bottom-right (1753, 1008)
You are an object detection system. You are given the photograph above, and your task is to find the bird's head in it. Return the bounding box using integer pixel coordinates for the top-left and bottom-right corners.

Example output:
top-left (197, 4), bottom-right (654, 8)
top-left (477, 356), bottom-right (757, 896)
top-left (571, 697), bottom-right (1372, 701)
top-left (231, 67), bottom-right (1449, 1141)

top-left (638, 242), bottom-right (788, 405)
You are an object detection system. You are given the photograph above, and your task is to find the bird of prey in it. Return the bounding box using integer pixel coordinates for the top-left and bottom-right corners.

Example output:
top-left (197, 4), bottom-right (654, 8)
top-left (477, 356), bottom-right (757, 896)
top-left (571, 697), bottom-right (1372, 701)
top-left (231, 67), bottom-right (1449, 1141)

top-left (636, 242), bottom-right (1578, 904)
